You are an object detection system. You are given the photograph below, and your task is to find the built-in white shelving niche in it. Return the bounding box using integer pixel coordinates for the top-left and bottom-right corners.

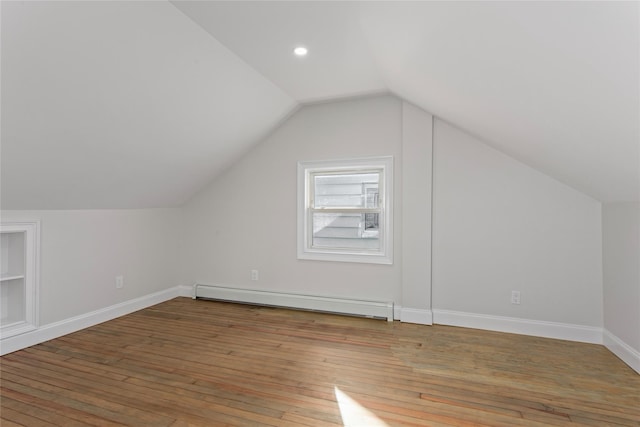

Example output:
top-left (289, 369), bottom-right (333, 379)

top-left (1, 221), bottom-right (40, 339)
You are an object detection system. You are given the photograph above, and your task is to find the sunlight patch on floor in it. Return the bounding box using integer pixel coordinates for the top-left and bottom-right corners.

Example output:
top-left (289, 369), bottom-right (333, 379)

top-left (334, 386), bottom-right (389, 427)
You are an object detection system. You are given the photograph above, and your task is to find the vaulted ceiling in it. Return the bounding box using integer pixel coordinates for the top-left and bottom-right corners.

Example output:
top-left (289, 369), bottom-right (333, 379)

top-left (2, 1), bottom-right (638, 209)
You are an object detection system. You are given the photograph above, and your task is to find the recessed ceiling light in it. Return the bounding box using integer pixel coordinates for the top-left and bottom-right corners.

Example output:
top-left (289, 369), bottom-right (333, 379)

top-left (293, 46), bottom-right (308, 57)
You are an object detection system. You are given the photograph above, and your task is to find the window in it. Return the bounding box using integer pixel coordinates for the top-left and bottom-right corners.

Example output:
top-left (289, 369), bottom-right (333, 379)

top-left (297, 156), bottom-right (393, 264)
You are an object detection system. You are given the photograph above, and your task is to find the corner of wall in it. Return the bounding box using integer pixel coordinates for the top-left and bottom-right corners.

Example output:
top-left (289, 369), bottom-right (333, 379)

top-left (604, 329), bottom-right (640, 374)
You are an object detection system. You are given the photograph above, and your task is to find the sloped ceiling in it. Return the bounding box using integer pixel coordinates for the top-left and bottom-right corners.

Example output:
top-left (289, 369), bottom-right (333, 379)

top-left (1, 1), bottom-right (296, 209)
top-left (2, 1), bottom-right (638, 209)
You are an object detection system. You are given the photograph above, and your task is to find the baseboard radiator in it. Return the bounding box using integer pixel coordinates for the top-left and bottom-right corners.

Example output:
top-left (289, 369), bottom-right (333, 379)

top-left (193, 284), bottom-right (394, 322)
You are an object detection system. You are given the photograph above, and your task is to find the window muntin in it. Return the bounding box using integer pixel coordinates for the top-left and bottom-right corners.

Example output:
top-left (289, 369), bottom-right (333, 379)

top-left (297, 157), bottom-right (393, 264)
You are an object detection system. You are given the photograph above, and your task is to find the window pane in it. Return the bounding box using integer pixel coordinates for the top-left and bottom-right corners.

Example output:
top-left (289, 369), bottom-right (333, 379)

top-left (314, 173), bottom-right (379, 208)
top-left (312, 212), bottom-right (380, 250)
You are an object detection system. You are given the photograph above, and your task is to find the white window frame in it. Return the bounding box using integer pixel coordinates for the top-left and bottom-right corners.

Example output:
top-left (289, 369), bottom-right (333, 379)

top-left (297, 156), bottom-right (393, 264)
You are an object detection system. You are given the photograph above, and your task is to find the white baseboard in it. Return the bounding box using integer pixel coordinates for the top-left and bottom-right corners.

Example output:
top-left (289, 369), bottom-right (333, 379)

top-left (399, 307), bottom-right (433, 325)
top-left (603, 329), bottom-right (640, 374)
top-left (0, 285), bottom-right (192, 356)
top-left (432, 309), bottom-right (602, 344)
top-left (393, 305), bottom-right (401, 320)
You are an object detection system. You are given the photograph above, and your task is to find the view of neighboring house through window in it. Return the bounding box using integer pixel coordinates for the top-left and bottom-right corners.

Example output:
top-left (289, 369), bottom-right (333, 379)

top-left (297, 156), bottom-right (393, 264)
top-left (311, 172), bottom-right (380, 250)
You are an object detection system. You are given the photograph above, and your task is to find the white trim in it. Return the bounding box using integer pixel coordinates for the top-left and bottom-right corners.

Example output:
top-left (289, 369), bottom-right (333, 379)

top-left (400, 307), bottom-right (433, 325)
top-left (297, 156), bottom-right (394, 265)
top-left (0, 220), bottom-right (40, 338)
top-left (432, 309), bottom-right (602, 344)
top-left (0, 285), bottom-right (192, 356)
top-left (603, 329), bottom-right (640, 374)
top-left (393, 304), bottom-right (402, 320)
top-left (347, 303), bottom-right (433, 325)
top-left (194, 284), bottom-right (394, 321)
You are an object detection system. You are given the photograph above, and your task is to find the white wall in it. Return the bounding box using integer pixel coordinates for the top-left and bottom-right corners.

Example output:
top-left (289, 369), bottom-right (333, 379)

top-left (432, 119), bottom-right (603, 341)
top-left (1, 209), bottom-right (181, 325)
top-left (181, 95), bottom-right (434, 318)
top-left (603, 202), bottom-right (640, 372)
top-left (401, 102), bottom-right (433, 323)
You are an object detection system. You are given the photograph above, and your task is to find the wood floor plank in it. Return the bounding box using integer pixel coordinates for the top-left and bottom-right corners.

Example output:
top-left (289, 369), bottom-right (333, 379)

top-left (0, 386), bottom-right (127, 427)
top-left (0, 371), bottom-right (172, 426)
top-left (1, 357), bottom-right (285, 427)
top-left (2, 297), bottom-right (639, 426)
top-left (1, 394), bottom-right (93, 427)
top-left (0, 406), bottom-right (59, 427)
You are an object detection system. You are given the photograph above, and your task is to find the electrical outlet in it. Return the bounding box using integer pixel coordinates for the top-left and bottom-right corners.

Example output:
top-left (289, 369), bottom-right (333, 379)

top-left (511, 290), bottom-right (521, 305)
top-left (116, 276), bottom-right (124, 289)
top-left (251, 269), bottom-right (259, 281)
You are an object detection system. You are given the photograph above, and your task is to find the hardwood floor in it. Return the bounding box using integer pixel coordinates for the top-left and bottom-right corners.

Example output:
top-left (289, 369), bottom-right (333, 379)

top-left (1, 297), bottom-right (638, 426)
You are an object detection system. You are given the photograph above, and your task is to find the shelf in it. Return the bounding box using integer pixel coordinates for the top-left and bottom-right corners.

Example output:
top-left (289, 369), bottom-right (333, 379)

top-left (1, 221), bottom-right (40, 340)
top-left (0, 275), bottom-right (25, 283)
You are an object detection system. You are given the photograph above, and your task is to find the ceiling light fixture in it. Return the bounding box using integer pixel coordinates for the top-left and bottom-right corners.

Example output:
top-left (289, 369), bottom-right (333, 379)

top-left (293, 46), bottom-right (308, 57)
